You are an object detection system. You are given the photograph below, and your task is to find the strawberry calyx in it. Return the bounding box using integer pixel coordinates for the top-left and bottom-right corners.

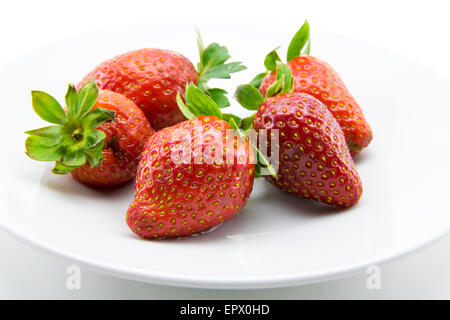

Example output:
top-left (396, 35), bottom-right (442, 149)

top-left (25, 80), bottom-right (115, 174)
top-left (235, 63), bottom-right (294, 113)
top-left (195, 31), bottom-right (246, 108)
top-left (246, 46), bottom-right (282, 89)
top-left (265, 63), bottom-right (294, 97)
top-left (248, 20), bottom-right (310, 90)
top-left (176, 84), bottom-right (276, 178)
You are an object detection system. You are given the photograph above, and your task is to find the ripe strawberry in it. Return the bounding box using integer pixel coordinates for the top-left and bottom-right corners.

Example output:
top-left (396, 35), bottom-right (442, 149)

top-left (126, 85), bottom-right (255, 239)
top-left (78, 34), bottom-right (246, 131)
top-left (25, 80), bottom-right (154, 187)
top-left (256, 21), bottom-right (372, 155)
top-left (126, 116), bottom-right (255, 238)
top-left (236, 64), bottom-right (363, 207)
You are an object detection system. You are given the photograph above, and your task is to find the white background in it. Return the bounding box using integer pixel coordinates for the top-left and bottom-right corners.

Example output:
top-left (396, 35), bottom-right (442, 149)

top-left (1, 0), bottom-right (449, 299)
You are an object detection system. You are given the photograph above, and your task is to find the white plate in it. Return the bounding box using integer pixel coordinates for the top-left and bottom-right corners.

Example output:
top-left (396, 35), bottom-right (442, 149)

top-left (0, 22), bottom-right (449, 289)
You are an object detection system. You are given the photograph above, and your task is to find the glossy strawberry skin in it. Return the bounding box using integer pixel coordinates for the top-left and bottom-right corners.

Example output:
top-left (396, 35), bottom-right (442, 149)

top-left (126, 116), bottom-right (255, 239)
top-left (254, 92), bottom-right (362, 207)
top-left (78, 49), bottom-right (199, 131)
top-left (259, 55), bottom-right (372, 155)
top-left (71, 90), bottom-right (155, 186)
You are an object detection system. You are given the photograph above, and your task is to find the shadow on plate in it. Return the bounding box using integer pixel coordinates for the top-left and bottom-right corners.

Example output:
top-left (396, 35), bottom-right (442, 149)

top-left (352, 148), bottom-right (373, 165)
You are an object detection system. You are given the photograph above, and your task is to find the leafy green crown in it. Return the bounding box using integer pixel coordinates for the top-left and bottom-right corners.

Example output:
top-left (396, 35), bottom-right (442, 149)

top-left (248, 20), bottom-right (310, 90)
top-left (25, 80), bottom-right (115, 174)
top-left (176, 84), bottom-right (276, 178)
top-left (234, 62), bottom-right (295, 109)
top-left (195, 30), bottom-right (247, 108)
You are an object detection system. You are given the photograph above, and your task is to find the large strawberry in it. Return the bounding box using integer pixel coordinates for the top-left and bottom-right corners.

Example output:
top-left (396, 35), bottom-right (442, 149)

top-left (236, 64), bottom-right (363, 207)
top-left (78, 33), bottom-right (245, 131)
top-left (25, 80), bottom-right (154, 186)
top-left (126, 84), bottom-right (256, 239)
top-left (254, 21), bottom-right (372, 156)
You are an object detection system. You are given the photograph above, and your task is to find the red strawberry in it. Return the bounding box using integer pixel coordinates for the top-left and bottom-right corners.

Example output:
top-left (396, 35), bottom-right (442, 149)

top-left (236, 64), bottom-right (363, 207)
top-left (25, 80), bottom-right (154, 187)
top-left (78, 49), bottom-right (196, 131)
top-left (256, 21), bottom-right (372, 155)
top-left (126, 116), bottom-right (255, 239)
top-left (78, 34), bottom-right (246, 131)
top-left (126, 84), bottom-right (257, 238)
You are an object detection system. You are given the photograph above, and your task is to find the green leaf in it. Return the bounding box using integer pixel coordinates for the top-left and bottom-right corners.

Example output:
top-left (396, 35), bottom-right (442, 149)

top-left (83, 129), bottom-right (106, 147)
top-left (202, 62), bottom-right (246, 80)
top-left (207, 88), bottom-right (230, 108)
top-left (304, 39), bottom-right (311, 55)
top-left (222, 113), bottom-right (242, 127)
top-left (227, 117), bottom-right (243, 135)
top-left (25, 135), bottom-right (64, 161)
top-left (196, 79), bottom-right (208, 92)
top-left (235, 84), bottom-right (264, 111)
top-left (264, 47), bottom-right (281, 71)
top-left (196, 28), bottom-right (205, 65)
top-left (65, 84), bottom-right (78, 120)
top-left (249, 72), bottom-right (268, 89)
top-left (239, 114), bottom-right (255, 131)
top-left (85, 142), bottom-right (105, 167)
top-left (31, 91), bottom-right (66, 124)
top-left (277, 63), bottom-right (294, 94)
top-left (194, 32), bottom-right (246, 102)
top-left (25, 125), bottom-right (61, 138)
top-left (176, 92), bottom-right (196, 120)
top-left (254, 164), bottom-right (261, 178)
top-left (199, 43), bottom-right (231, 76)
top-left (254, 145), bottom-right (277, 179)
top-left (185, 84), bottom-right (223, 119)
top-left (76, 80), bottom-right (98, 118)
top-left (265, 63), bottom-right (294, 97)
top-left (228, 117), bottom-right (276, 179)
top-left (52, 161), bottom-right (78, 175)
top-left (265, 76), bottom-right (284, 98)
top-left (61, 148), bottom-right (86, 167)
top-left (84, 130), bottom-right (106, 167)
top-left (286, 20), bottom-right (310, 61)
top-left (81, 107), bottom-right (115, 130)
top-left (196, 37), bottom-right (246, 82)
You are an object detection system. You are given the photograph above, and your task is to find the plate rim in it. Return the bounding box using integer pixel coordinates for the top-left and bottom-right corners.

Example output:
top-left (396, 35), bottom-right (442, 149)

top-left (1, 221), bottom-right (448, 289)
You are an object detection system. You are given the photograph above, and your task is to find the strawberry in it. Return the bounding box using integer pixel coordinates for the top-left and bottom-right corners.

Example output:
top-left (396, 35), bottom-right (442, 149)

top-left (78, 33), bottom-right (245, 131)
top-left (255, 21), bottom-right (372, 156)
top-left (25, 80), bottom-right (154, 187)
top-left (126, 85), bottom-right (255, 239)
top-left (236, 64), bottom-right (363, 207)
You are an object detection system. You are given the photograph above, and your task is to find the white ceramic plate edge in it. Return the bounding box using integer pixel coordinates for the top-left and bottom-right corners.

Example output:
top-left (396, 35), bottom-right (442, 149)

top-left (1, 221), bottom-right (448, 289)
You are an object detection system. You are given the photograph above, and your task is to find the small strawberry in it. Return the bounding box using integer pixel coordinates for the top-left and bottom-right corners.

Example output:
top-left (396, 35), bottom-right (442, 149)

top-left (25, 80), bottom-right (154, 187)
top-left (236, 64), bottom-right (363, 207)
top-left (78, 33), bottom-right (246, 131)
top-left (255, 21), bottom-right (372, 155)
top-left (126, 84), bottom-right (256, 239)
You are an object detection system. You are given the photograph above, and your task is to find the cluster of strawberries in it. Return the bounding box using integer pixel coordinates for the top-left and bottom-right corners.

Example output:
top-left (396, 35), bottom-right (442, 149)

top-left (26, 21), bottom-right (372, 239)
